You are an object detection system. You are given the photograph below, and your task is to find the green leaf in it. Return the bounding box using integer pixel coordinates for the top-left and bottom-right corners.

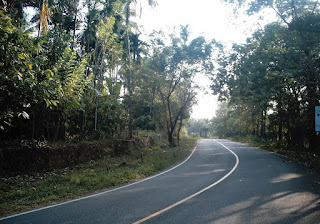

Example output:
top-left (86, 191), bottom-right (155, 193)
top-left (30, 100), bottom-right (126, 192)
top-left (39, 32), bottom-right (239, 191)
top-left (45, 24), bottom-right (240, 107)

top-left (45, 99), bottom-right (51, 107)
top-left (52, 100), bottom-right (59, 107)
top-left (18, 53), bottom-right (26, 60)
top-left (18, 111), bottom-right (30, 120)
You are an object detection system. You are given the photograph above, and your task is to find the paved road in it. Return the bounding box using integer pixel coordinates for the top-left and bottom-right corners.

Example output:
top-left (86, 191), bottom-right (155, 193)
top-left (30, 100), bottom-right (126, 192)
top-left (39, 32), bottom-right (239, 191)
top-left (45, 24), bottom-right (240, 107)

top-left (1, 139), bottom-right (320, 224)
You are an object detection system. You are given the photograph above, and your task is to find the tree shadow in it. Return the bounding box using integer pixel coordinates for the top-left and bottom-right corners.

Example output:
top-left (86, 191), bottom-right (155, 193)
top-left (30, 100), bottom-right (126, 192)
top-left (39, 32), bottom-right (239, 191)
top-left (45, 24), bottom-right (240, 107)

top-left (176, 147), bottom-right (320, 224)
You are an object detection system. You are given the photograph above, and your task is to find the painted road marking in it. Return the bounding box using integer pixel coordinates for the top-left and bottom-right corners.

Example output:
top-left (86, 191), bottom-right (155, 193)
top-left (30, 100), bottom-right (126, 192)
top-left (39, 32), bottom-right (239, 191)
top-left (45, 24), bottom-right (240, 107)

top-left (133, 139), bottom-right (240, 224)
top-left (0, 144), bottom-right (198, 221)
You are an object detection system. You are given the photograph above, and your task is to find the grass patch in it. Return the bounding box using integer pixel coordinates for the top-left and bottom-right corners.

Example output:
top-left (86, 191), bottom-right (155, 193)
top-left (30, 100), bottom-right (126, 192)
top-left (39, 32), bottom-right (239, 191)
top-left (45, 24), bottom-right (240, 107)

top-left (0, 137), bottom-right (197, 217)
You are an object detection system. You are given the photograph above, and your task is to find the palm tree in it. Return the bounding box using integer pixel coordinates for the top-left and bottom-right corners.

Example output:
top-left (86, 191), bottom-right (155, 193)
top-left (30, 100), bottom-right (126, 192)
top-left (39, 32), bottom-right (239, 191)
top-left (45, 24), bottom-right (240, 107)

top-left (125, 0), bottom-right (157, 139)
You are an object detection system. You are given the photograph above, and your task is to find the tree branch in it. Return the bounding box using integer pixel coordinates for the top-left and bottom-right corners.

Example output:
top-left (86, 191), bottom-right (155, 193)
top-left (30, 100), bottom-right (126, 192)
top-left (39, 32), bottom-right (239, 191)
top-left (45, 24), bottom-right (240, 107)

top-left (271, 5), bottom-right (290, 26)
top-left (312, 0), bottom-right (319, 14)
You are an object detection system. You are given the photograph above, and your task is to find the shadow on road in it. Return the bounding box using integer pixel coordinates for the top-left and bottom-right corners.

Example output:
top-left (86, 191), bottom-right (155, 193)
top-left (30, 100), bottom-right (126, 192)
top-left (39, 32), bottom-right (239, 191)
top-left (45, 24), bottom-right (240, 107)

top-left (152, 140), bottom-right (320, 224)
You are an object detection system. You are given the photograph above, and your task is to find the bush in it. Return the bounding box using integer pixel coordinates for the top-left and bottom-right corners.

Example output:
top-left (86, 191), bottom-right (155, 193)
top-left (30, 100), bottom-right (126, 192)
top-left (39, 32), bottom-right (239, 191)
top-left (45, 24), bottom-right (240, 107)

top-left (0, 141), bottom-right (112, 177)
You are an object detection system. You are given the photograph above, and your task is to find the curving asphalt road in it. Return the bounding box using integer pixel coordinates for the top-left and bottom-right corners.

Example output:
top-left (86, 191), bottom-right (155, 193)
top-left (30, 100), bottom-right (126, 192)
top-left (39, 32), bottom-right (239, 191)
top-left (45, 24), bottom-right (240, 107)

top-left (1, 139), bottom-right (320, 224)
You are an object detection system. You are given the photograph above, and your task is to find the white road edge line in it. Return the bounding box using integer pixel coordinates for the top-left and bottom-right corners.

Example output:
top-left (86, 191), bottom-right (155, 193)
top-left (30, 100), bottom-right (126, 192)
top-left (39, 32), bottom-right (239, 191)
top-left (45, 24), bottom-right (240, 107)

top-left (0, 143), bottom-right (198, 221)
top-left (133, 139), bottom-right (240, 224)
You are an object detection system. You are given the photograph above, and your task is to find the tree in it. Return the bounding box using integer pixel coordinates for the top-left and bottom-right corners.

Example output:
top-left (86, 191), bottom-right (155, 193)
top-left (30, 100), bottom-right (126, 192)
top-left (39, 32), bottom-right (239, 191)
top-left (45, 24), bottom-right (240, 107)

top-left (124, 0), bottom-right (157, 139)
top-left (188, 119), bottom-right (210, 138)
top-left (145, 27), bottom-right (214, 146)
top-left (211, 18), bottom-right (320, 150)
top-left (223, 0), bottom-right (320, 149)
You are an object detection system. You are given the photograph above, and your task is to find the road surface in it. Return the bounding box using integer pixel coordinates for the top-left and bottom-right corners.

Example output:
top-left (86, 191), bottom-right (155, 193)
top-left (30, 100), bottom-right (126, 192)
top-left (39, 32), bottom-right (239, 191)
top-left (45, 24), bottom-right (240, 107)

top-left (1, 139), bottom-right (320, 224)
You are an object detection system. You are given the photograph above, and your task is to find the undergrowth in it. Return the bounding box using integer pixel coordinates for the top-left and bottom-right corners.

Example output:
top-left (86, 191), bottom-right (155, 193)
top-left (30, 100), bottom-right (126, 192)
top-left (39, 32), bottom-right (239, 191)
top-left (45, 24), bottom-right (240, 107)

top-left (0, 137), bottom-right (197, 217)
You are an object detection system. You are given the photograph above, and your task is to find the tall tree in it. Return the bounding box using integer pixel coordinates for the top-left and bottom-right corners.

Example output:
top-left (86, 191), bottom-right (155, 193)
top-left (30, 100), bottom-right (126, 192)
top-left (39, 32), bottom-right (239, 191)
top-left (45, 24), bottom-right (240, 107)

top-left (223, 0), bottom-right (320, 149)
top-left (211, 19), bottom-right (320, 150)
top-left (124, 0), bottom-right (157, 139)
top-left (146, 27), bottom-right (215, 146)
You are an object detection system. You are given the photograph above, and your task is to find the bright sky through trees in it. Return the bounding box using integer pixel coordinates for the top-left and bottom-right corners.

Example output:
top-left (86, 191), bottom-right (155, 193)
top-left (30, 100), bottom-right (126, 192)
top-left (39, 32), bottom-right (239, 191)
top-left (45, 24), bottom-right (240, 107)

top-left (136, 0), bottom-right (277, 119)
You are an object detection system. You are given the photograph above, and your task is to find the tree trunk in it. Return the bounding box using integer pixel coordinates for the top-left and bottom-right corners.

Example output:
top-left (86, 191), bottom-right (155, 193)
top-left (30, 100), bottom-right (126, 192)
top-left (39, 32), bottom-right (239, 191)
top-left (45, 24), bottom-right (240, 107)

top-left (278, 122), bottom-right (283, 141)
top-left (72, 7), bottom-right (78, 51)
top-left (177, 116), bottom-right (183, 144)
top-left (81, 108), bottom-right (87, 139)
top-left (32, 111), bottom-right (35, 140)
top-left (168, 131), bottom-right (175, 147)
top-left (95, 99), bottom-right (98, 131)
top-left (260, 110), bottom-right (266, 137)
top-left (126, 1), bottom-right (133, 139)
top-left (150, 87), bottom-right (155, 117)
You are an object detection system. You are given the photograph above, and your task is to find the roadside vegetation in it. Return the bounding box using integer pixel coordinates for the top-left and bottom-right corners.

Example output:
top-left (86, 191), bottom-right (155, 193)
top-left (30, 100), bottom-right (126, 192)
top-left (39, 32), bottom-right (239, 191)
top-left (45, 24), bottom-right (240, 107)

top-left (0, 137), bottom-right (197, 217)
top-left (0, 1), bottom-right (215, 147)
top-left (206, 0), bottom-right (320, 176)
top-left (0, 1), bottom-right (209, 217)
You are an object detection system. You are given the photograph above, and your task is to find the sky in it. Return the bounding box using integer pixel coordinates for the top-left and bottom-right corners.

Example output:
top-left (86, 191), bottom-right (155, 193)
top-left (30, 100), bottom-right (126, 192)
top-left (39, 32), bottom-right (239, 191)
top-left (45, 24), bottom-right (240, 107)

top-left (135, 0), bottom-right (277, 119)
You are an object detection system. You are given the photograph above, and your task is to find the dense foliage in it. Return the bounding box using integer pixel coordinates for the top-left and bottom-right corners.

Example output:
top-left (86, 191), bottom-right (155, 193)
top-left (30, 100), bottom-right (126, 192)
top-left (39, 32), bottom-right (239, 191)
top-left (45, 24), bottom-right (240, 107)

top-left (211, 0), bottom-right (320, 151)
top-left (188, 118), bottom-right (211, 138)
top-left (0, 0), bottom-right (214, 147)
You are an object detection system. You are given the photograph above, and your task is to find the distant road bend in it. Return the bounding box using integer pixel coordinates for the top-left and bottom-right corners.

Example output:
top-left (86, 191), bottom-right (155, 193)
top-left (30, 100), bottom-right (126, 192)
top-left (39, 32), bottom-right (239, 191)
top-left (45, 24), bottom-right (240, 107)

top-left (1, 139), bottom-right (320, 224)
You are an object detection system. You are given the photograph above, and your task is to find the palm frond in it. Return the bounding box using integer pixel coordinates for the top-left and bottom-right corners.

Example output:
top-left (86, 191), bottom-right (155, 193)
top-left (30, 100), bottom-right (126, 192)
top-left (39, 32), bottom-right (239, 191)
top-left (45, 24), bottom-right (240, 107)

top-left (40, 1), bottom-right (51, 34)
